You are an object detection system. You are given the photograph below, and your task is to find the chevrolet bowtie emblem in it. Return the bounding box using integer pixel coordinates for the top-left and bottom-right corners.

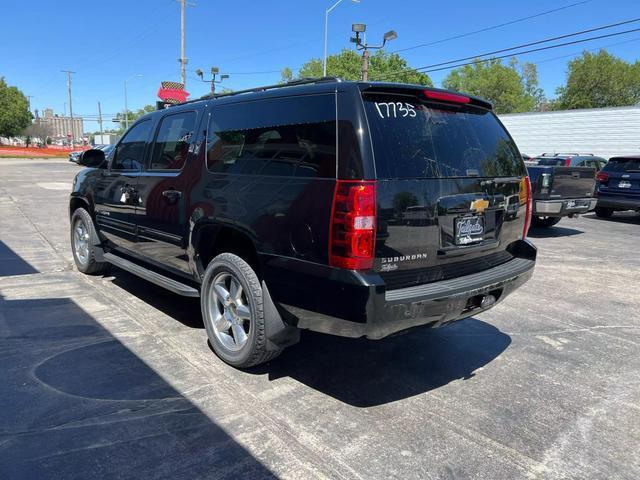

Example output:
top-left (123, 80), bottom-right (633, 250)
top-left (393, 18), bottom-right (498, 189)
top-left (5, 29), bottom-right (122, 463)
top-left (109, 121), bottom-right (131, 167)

top-left (470, 199), bottom-right (489, 213)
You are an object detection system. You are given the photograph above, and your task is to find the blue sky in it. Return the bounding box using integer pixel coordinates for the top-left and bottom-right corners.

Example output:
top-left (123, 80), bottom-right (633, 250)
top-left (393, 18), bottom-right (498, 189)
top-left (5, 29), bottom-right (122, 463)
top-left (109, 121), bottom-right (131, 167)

top-left (1, 0), bottom-right (638, 133)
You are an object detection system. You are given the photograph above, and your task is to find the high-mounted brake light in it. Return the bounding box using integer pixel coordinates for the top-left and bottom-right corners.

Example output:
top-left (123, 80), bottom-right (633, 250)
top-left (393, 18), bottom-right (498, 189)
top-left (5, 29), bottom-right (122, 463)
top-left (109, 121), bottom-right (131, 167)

top-left (519, 176), bottom-right (532, 238)
top-left (329, 180), bottom-right (376, 270)
top-left (424, 90), bottom-right (470, 105)
top-left (596, 171), bottom-right (609, 183)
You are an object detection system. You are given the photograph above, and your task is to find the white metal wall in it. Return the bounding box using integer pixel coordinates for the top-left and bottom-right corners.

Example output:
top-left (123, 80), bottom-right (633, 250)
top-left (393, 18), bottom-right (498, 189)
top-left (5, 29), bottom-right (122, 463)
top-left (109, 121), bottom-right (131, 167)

top-left (499, 106), bottom-right (640, 160)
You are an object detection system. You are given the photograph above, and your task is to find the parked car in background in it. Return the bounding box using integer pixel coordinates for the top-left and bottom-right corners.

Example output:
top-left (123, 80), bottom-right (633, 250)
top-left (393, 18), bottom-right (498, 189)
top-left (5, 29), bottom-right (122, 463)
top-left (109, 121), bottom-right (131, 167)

top-left (68, 79), bottom-right (536, 368)
top-left (526, 160), bottom-right (597, 228)
top-left (534, 153), bottom-right (607, 170)
top-left (68, 149), bottom-right (85, 163)
top-left (595, 156), bottom-right (640, 218)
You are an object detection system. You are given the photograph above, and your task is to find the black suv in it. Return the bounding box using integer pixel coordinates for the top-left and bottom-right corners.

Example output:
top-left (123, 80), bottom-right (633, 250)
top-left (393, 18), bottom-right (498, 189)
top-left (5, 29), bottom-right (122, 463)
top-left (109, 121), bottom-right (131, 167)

top-left (595, 156), bottom-right (640, 217)
top-left (70, 78), bottom-right (536, 368)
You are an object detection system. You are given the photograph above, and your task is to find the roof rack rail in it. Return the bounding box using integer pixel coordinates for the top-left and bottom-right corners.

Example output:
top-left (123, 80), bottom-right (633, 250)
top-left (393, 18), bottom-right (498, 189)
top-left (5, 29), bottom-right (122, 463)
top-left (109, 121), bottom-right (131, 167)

top-left (196, 76), bottom-right (341, 102)
top-left (540, 152), bottom-right (594, 157)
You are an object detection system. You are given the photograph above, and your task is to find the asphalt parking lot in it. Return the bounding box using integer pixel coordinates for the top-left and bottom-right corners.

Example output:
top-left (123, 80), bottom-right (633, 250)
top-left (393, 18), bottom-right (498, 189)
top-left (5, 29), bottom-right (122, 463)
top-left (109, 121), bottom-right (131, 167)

top-left (1, 157), bottom-right (639, 479)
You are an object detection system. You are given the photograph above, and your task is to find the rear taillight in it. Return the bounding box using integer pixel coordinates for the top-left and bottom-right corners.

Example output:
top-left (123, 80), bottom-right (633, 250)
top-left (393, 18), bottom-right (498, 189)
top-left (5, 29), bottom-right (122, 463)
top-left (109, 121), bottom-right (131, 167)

top-left (596, 171), bottom-right (609, 183)
top-left (329, 180), bottom-right (376, 270)
top-left (519, 176), bottom-right (532, 238)
top-left (424, 90), bottom-right (470, 105)
top-left (564, 158), bottom-right (571, 166)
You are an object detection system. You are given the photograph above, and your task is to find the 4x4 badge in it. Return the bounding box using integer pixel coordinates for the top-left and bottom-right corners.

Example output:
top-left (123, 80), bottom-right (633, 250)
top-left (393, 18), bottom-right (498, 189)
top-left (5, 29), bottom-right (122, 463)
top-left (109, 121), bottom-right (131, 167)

top-left (470, 199), bottom-right (489, 213)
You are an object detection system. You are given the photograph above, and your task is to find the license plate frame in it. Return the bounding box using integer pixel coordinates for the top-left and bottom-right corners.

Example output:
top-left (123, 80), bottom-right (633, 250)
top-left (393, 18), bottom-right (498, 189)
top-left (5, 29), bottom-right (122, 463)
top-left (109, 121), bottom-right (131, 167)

top-left (454, 215), bottom-right (485, 245)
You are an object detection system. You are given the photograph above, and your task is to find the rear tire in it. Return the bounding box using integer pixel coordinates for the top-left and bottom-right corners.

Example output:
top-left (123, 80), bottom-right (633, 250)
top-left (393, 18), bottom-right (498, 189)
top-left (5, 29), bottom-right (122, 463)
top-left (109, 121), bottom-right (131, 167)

top-left (201, 253), bottom-right (282, 368)
top-left (70, 208), bottom-right (109, 275)
top-left (531, 216), bottom-right (561, 228)
top-left (595, 207), bottom-right (614, 218)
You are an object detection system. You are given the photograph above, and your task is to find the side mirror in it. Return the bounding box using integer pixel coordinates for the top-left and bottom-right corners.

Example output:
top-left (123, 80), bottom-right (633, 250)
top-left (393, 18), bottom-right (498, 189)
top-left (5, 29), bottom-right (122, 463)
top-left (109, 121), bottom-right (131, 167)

top-left (78, 148), bottom-right (106, 168)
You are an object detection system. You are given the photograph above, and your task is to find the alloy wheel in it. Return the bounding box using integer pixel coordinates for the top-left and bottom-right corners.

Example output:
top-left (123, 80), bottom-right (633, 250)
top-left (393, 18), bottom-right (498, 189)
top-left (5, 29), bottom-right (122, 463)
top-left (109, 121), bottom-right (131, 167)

top-left (209, 272), bottom-right (252, 352)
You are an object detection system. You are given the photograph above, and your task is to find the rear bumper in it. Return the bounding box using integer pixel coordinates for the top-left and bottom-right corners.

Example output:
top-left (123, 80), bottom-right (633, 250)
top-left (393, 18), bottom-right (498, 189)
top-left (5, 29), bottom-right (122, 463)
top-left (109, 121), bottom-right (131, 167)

top-left (596, 192), bottom-right (640, 210)
top-left (274, 240), bottom-right (536, 340)
top-left (534, 198), bottom-right (596, 217)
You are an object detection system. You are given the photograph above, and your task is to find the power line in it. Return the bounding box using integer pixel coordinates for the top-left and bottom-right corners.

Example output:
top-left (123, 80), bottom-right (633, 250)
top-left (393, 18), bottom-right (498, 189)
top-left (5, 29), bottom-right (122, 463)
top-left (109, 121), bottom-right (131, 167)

top-left (378, 18), bottom-right (640, 79)
top-left (392, 0), bottom-right (594, 54)
top-left (418, 26), bottom-right (640, 75)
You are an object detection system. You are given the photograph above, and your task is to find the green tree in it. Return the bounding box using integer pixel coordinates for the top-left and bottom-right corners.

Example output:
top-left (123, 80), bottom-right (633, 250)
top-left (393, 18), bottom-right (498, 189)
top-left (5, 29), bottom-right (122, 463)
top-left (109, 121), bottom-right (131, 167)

top-left (442, 58), bottom-right (540, 114)
top-left (553, 50), bottom-right (640, 109)
top-left (280, 67), bottom-right (293, 84)
top-left (294, 49), bottom-right (432, 85)
top-left (0, 77), bottom-right (32, 138)
top-left (114, 104), bottom-right (156, 131)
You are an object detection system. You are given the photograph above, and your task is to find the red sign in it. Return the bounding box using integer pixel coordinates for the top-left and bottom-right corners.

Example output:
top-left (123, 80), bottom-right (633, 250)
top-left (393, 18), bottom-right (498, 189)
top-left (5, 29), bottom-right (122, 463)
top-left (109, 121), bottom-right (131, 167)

top-left (157, 81), bottom-right (189, 104)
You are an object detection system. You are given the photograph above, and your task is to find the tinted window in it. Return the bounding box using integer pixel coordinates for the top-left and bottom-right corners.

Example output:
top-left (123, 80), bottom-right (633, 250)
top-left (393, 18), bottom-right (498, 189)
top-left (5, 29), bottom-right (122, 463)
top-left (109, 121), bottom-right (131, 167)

top-left (364, 94), bottom-right (524, 178)
top-left (537, 158), bottom-right (566, 166)
top-left (149, 111), bottom-right (197, 170)
top-left (206, 94), bottom-right (336, 178)
top-left (112, 120), bottom-right (152, 170)
top-left (604, 158), bottom-right (640, 172)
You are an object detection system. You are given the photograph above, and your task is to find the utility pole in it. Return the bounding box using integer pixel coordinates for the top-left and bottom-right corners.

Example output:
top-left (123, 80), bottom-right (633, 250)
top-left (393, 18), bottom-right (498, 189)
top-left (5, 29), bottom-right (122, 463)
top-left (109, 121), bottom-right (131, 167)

top-left (361, 49), bottom-right (369, 81)
top-left (176, 0), bottom-right (195, 87)
top-left (97, 101), bottom-right (104, 139)
top-left (61, 70), bottom-right (75, 140)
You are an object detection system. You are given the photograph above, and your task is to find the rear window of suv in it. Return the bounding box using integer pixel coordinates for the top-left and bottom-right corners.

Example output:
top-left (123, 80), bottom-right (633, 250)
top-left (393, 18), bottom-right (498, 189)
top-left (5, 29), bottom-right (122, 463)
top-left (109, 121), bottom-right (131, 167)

top-left (604, 157), bottom-right (640, 172)
top-left (363, 94), bottom-right (524, 179)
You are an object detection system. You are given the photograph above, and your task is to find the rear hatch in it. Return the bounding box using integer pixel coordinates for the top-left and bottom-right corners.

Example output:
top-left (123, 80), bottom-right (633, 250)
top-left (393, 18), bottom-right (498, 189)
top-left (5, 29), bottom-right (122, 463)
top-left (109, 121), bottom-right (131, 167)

top-left (362, 88), bottom-right (529, 290)
top-left (547, 167), bottom-right (596, 199)
top-left (598, 157), bottom-right (640, 196)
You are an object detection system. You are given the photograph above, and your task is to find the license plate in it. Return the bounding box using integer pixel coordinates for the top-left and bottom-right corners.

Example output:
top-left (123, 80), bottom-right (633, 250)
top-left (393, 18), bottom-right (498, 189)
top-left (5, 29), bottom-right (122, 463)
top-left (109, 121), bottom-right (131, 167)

top-left (618, 180), bottom-right (631, 189)
top-left (455, 216), bottom-right (485, 245)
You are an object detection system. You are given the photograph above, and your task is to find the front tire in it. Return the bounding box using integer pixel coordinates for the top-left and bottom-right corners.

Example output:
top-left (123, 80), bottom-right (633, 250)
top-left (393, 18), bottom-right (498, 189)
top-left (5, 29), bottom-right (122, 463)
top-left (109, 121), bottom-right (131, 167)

top-left (201, 253), bottom-right (281, 368)
top-left (70, 208), bottom-right (109, 275)
top-left (531, 216), bottom-right (561, 228)
top-left (595, 207), bottom-right (614, 218)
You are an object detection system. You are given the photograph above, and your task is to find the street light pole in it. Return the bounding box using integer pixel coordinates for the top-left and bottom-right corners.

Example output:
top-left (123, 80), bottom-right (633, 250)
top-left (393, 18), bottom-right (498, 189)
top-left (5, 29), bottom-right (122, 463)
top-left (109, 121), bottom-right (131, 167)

top-left (350, 24), bottom-right (397, 81)
top-left (323, 0), bottom-right (359, 77)
top-left (124, 74), bottom-right (143, 131)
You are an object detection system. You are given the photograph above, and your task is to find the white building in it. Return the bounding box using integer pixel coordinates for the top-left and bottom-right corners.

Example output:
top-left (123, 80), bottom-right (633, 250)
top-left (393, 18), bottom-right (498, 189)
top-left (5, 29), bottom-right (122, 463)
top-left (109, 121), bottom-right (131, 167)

top-left (499, 105), bottom-right (640, 160)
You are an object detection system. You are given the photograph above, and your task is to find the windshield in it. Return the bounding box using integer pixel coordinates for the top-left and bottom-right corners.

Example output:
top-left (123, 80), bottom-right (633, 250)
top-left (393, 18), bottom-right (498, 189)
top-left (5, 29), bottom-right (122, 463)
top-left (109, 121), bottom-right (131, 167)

top-left (363, 94), bottom-right (525, 179)
top-left (604, 158), bottom-right (640, 172)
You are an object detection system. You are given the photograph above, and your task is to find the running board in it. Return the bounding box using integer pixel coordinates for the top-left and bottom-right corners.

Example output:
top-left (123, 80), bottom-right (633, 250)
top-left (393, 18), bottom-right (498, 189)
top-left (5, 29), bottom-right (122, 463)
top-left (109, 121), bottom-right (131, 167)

top-left (104, 253), bottom-right (200, 297)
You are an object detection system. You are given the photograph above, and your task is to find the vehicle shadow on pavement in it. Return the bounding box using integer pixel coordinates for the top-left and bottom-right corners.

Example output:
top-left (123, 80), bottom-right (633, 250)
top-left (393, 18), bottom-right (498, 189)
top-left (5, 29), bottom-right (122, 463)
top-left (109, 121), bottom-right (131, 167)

top-left (0, 292), bottom-right (275, 479)
top-left (0, 240), bottom-right (38, 277)
top-left (527, 225), bottom-right (584, 238)
top-left (252, 318), bottom-right (511, 408)
top-left (109, 269), bottom-right (204, 329)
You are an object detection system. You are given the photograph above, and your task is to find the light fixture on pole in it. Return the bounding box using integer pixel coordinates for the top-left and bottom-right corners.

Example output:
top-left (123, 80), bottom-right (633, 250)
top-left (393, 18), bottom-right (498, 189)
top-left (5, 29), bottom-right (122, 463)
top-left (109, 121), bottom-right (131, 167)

top-left (324, 0), bottom-right (360, 77)
top-left (195, 67), bottom-right (229, 93)
top-left (351, 24), bottom-right (397, 81)
top-left (124, 74), bottom-right (143, 130)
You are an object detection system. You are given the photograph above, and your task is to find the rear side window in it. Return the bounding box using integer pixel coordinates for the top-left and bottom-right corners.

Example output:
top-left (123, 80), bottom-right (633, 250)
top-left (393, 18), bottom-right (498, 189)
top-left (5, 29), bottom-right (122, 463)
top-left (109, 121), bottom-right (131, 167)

top-left (206, 94), bottom-right (337, 178)
top-left (537, 158), bottom-right (566, 166)
top-left (364, 94), bottom-right (524, 179)
top-left (149, 111), bottom-right (197, 171)
top-left (112, 120), bottom-right (152, 170)
top-left (604, 158), bottom-right (640, 172)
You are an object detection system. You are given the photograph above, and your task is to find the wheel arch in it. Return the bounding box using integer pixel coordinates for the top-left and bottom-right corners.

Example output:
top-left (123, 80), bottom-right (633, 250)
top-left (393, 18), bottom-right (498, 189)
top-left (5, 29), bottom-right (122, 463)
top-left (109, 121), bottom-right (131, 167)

top-left (69, 194), bottom-right (93, 219)
top-left (192, 220), bottom-right (261, 279)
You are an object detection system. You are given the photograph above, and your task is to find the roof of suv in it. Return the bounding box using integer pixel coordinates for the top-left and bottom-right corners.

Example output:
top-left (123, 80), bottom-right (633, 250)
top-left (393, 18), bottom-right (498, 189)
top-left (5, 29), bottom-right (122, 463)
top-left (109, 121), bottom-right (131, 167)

top-left (162, 77), bottom-right (493, 111)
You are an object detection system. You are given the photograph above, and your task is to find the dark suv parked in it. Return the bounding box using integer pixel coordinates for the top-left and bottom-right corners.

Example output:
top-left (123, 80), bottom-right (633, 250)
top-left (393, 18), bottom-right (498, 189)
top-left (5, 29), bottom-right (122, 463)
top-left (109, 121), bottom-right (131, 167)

top-left (595, 156), bottom-right (640, 217)
top-left (69, 78), bottom-right (536, 368)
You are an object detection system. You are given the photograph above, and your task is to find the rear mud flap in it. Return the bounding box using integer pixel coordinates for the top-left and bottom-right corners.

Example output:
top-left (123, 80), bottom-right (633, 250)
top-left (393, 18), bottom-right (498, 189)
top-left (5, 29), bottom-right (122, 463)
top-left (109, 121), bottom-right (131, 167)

top-left (262, 280), bottom-right (300, 351)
